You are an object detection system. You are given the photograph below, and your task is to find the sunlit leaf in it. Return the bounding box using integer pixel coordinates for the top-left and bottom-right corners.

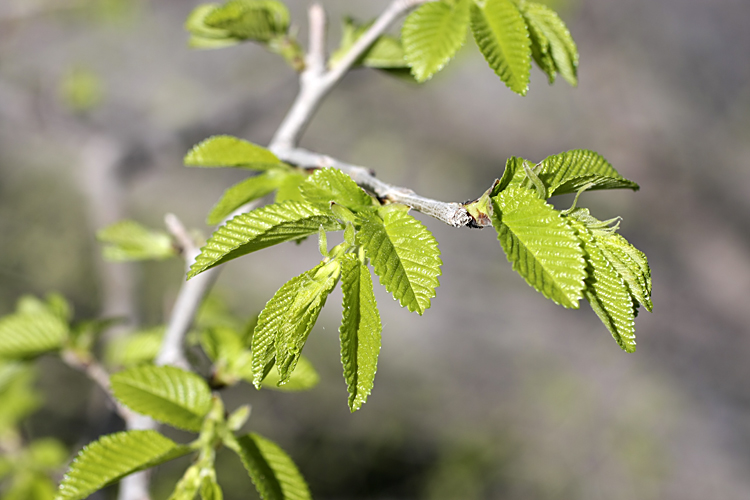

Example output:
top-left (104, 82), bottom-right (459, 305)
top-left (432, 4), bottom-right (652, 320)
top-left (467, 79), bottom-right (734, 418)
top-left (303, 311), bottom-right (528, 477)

top-left (330, 18), bottom-right (408, 69)
top-left (105, 326), bottom-right (164, 367)
top-left (339, 253), bottom-right (382, 411)
top-left (0, 311), bottom-right (68, 360)
top-left (56, 431), bottom-right (190, 500)
top-left (471, 0), bottom-right (531, 95)
top-left (357, 207), bottom-right (441, 315)
top-left (185, 135), bottom-right (283, 170)
top-left (208, 170), bottom-right (288, 225)
top-left (299, 167), bottom-right (373, 212)
top-left (568, 218), bottom-right (636, 352)
top-left (521, 2), bottom-right (578, 86)
top-left (189, 201), bottom-right (343, 278)
top-left (402, 0), bottom-right (470, 82)
top-left (226, 433), bottom-right (311, 500)
top-left (536, 149), bottom-right (639, 196)
top-left (110, 365), bottom-right (212, 431)
top-left (97, 220), bottom-right (175, 262)
top-left (491, 186), bottom-right (586, 308)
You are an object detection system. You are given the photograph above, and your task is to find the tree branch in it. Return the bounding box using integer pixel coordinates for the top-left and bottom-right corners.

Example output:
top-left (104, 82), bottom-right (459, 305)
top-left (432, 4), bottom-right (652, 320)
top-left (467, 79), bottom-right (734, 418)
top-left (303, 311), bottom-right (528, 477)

top-left (273, 147), bottom-right (482, 228)
top-left (270, 0), bottom-right (433, 150)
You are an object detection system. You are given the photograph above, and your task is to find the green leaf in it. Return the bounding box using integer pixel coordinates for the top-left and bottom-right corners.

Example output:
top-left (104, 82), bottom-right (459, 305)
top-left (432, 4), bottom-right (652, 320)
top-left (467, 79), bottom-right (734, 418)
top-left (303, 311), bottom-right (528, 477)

top-left (274, 261), bottom-right (340, 384)
top-left (207, 170), bottom-right (288, 225)
top-left (274, 172), bottom-right (307, 203)
top-left (185, 135), bottom-right (283, 170)
top-left (186, 4), bottom-right (243, 48)
top-left (471, 0), bottom-right (531, 95)
top-left (357, 207), bottom-right (442, 315)
top-left (110, 365), bottom-right (213, 431)
top-left (330, 18), bottom-right (409, 69)
top-left (55, 430), bottom-right (191, 500)
top-left (339, 253), bottom-right (382, 411)
top-left (260, 355), bottom-right (319, 392)
top-left (251, 261), bottom-right (338, 388)
top-left (204, 0), bottom-right (290, 42)
top-left (0, 362), bottom-right (41, 432)
top-left (201, 476), bottom-right (224, 500)
top-left (536, 150), bottom-right (639, 196)
top-left (402, 0), bottom-right (470, 82)
top-left (568, 219), bottom-right (636, 352)
top-left (97, 220), bottom-right (175, 262)
top-left (105, 326), bottom-right (164, 367)
top-left (299, 168), bottom-right (373, 212)
top-left (520, 2), bottom-right (578, 86)
top-left (5, 473), bottom-right (57, 500)
top-left (227, 433), bottom-right (311, 500)
top-left (600, 233), bottom-right (652, 310)
top-left (491, 186), bottom-right (586, 308)
top-left (189, 201), bottom-right (343, 278)
top-left (169, 463), bottom-right (203, 500)
top-left (0, 311), bottom-right (68, 360)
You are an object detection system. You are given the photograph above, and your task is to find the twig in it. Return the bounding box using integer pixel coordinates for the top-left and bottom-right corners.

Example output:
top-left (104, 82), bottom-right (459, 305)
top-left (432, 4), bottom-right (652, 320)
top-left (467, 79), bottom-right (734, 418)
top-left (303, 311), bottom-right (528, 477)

top-left (165, 213), bottom-right (198, 256)
top-left (274, 147), bottom-right (479, 227)
top-left (60, 351), bottom-right (137, 424)
top-left (270, 0), bottom-right (433, 150)
top-left (306, 4), bottom-right (327, 77)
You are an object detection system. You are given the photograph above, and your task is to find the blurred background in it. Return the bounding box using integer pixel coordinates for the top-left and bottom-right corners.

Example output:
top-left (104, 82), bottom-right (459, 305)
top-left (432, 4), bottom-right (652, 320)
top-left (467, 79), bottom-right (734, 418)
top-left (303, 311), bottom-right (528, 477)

top-left (2, 0), bottom-right (750, 498)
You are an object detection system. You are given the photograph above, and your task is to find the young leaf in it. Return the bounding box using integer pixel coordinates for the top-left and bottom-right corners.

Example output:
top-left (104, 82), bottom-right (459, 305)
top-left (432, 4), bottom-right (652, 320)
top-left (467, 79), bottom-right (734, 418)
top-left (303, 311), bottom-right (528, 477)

top-left (226, 433), bottom-right (312, 500)
top-left (97, 220), bottom-right (175, 262)
top-left (471, 0), bottom-right (531, 95)
top-left (207, 170), bottom-right (288, 225)
top-left (596, 233), bottom-right (653, 312)
top-left (201, 476), bottom-right (224, 500)
top-left (105, 326), bottom-right (164, 367)
top-left (330, 18), bottom-right (409, 69)
top-left (299, 167), bottom-right (373, 212)
top-left (491, 186), bottom-right (586, 308)
top-left (568, 219), bottom-right (637, 352)
top-left (339, 253), bottom-right (382, 412)
top-left (251, 270), bottom-right (312, 388)
top-left (203, 0), bottom-right (290, 43)
top-left (110, 365), bottom-right (213, 432)
top-left (259, 355), bottom-right (319, 392)
top-left (537, 149), bottom-right (639, 196)
top-left (520, 2), bottom-right (578, 86)
top-left (189, 201), bottom-right (343, 278)
top-left (185, 135), bottom-right (283, 170)
top-left (274, 172), bottom-right (308, 203)
top-left (274, 261), bottom-right (340, 384)
top-left (356, 207), bottom-right (442, 315)
top-left (186, 4), bottom-right (243, 49)
top-left (56, 430), bottom-right (191, 500)
top-left (0, 312), bottom-right (68, 360)
top-left (402, 0), bottom-right (470, 82)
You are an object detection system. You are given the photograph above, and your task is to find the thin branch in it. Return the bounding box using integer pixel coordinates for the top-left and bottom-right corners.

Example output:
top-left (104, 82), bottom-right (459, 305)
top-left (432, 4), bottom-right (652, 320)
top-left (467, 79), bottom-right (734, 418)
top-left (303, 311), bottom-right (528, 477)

top-left (165, 213), bottom-right (198, 257)
top-left (306, 4), bottom-right (327, 77)
top-left (270, 0), bottom-right (433, 150)
top-left (273, 147), bottom-right (481, 228)
top-left (60, 351), bottom-right (137, 423)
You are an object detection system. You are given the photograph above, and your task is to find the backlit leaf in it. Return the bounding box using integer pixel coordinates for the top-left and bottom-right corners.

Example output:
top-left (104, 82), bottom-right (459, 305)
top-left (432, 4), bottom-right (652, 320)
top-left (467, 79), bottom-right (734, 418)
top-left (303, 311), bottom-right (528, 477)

top-left (97, 220), bottom-right (175, 262)
top-left (568, 218), bottom-right (636, 352)
top-left (521, 2), bottom-right (578, 86)
top-left (536, 149), bottom-right (639, 196)
top-left (207, 170), bottom-right (287, 225)
top-left (274, 261), bottom-right (340, 384)
top-left (491, 186), bottom-right (586, 308)
top-left (339, 253), bottom-right (382, 411)
top-left (471, 0), bottom-right (531, 95)
top-left (402, 0), bottom-right (470, 82)
top-left (110, 365), bottom-right (212, 431)
top-left (55, 431), bottom-right (190, 500)
top-left (227, 433), bottom-right (311, 500)
top-left (203, 0), bottom-right (289, 42)
top-left (299, 168), bottom-right (373, 212)
top-left (330, 18), bottom-right (409, 69)
top-left (0, 312), bottom-right (68, 360)
top-left (185, 135), bottom-right (282, 170)
top-left (189, 201), bottom-right (343, 278)
top-left (356, 207), bottom-right (441, 315)
top-left (105, 326), bottom-right (164, 367)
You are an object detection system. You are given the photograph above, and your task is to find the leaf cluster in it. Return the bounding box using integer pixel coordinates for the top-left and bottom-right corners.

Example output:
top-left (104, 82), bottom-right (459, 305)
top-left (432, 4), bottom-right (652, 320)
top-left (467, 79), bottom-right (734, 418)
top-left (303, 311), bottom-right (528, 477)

top-left (187, 142), bottom-right (445, 410)
top-left (485, 150), bottom-right (651, 352)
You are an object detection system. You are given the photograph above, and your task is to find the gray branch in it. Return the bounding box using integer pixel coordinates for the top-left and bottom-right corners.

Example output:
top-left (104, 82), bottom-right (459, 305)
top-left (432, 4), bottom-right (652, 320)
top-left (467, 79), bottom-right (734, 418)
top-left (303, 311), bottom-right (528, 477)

top-left (273, 147), bottom-right (480, 228)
